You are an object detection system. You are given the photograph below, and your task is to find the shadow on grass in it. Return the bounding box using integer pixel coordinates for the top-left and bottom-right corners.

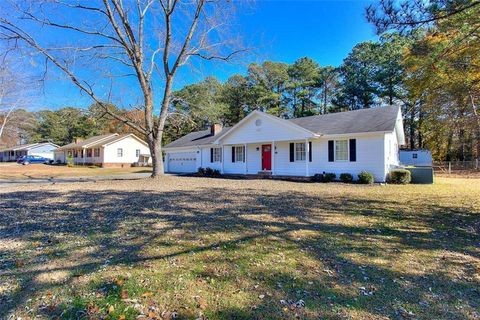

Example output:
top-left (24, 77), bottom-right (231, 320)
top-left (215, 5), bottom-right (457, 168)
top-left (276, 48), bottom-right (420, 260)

top-left (0, 184), bottom-right (478, 319)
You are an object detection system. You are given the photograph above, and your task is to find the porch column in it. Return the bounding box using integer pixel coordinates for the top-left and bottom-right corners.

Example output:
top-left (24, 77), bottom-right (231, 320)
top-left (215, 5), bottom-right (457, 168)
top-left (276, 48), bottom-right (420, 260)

top-left (244, 143), bottom-right (247, 174)
top-left (305, 138), bottom-right (309, 177)
top-left (272, 141), bottom-right (275, 175)
top-left (221, 145), bottom-right (224, 174)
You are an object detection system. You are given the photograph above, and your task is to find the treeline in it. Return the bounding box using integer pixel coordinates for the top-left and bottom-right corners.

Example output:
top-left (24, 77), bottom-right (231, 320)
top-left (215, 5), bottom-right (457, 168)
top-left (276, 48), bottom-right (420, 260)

top-left (0, 104), bottom-right (145, 147)
top-left (165, 35), bottom-right (408, 142)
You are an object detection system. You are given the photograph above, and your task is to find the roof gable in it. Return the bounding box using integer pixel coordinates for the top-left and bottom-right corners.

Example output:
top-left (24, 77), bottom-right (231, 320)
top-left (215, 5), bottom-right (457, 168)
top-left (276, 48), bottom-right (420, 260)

top-left (216, 111), bottom-right (317, 145)
top-left (98, 133), bottom-right (149, 147)
top-left (56, 134), bottom-right (118, 150)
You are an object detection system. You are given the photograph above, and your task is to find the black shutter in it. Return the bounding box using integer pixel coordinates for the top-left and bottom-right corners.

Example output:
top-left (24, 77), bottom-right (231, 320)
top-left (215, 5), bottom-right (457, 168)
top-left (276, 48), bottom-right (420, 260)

top-left (231, 146), bottom-right (235, 162)
top-left (309, 141), bottom-right (312, 162)
top-left (289, 143), bottom-right (294, 162)
top-left (243, 146), bottom-right (246, 162)
top-left (328, 140), bottom-right (334, 162)
top-left (210, 148), bottom-right (214, 162)
top-left (349, 139), bottom-right (356, 162)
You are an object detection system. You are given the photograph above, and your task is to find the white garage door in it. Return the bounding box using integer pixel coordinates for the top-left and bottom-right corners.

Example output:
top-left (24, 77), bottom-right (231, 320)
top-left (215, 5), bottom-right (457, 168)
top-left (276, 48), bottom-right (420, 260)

top-left (168, 152), bottom-right (197, 173)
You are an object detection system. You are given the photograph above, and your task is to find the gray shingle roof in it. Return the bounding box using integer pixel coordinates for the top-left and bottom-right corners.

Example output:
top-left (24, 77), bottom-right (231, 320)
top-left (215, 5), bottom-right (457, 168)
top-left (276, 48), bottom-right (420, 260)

top-left (56, 134), bottom-right (118, 150)
top-left (164, 127), bottom-right (231, 148)
top-left (0, 142), bottom-right (59, 152)
top-left (288, 106), bottom-right (400, 135)
top-left (164, 106), bottom-right (400, 148)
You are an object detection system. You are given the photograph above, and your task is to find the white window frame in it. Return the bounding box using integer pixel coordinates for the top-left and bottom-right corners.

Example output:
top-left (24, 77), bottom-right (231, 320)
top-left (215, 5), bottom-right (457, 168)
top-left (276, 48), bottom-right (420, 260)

top-left (136, 149), bottom-right (141, 157)
top-left (94, 148), bottom-right (100, 157)
top-left (295, 142), bottom-right (306, 161)
top-left (117, 148), bottom-right (123, 157)
top-left (335, 140), bottom-right (349, 161)
top-left (234, 146), bottom-right (245, 163)
top-left (212, 147), bottom-right (221, 162)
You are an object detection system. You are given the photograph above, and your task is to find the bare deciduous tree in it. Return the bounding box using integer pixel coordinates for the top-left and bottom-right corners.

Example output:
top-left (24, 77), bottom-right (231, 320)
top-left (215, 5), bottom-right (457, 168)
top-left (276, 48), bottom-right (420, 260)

top-left (0, 0), bottom-right (246, 177)
top-left (0, 55), bottom-right (37, 146)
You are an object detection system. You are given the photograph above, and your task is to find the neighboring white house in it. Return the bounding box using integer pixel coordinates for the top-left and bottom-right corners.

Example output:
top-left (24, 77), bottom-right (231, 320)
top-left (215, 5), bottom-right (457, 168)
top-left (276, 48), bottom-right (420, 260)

top-left (0, 142), bottom-right (59, 162)
top-left (54, 133), bottom-right (151, 167)
top-left (399, 150), bottom-right (432, 167)
top-left (163, 106), bottom-right (405, 182)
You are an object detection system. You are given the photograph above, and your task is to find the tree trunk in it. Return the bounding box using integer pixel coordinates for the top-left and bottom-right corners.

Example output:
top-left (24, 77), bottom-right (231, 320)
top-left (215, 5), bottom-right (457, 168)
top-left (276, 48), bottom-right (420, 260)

top-left (470, 94), bottom-right (480, 160)
top-left (151, 144), bottom-right (164, 178)
top-left (409, 104), bottom-right (415, 150)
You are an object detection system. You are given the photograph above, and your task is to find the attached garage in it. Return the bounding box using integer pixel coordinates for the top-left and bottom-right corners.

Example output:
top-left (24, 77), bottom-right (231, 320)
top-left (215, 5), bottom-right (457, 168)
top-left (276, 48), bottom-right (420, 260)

top-left (167, 151), bottom-right (197, 173)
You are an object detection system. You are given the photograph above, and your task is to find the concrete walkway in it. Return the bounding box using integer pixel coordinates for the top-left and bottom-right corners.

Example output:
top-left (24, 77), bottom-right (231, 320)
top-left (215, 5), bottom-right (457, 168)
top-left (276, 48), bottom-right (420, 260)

top-left (0, 172), bottom-right (153, 187)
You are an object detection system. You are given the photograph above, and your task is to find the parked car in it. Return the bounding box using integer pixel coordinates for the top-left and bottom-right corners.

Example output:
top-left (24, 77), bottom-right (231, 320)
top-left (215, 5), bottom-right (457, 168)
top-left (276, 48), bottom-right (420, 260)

top-left (17, 155), bottom-right (52, 165)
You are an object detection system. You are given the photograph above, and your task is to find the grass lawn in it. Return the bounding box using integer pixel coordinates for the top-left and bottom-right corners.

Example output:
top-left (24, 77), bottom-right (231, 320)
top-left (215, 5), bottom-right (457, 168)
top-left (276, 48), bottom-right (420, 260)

top-left (0, 176), bottom-right (478, 319)
top-left (0, 163), bottom-right (152, 179)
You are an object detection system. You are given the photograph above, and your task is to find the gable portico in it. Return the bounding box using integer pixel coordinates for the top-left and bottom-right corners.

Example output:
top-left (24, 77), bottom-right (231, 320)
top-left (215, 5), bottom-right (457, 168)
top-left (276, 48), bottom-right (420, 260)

top-left (214, 111), bottom-right (318, 176)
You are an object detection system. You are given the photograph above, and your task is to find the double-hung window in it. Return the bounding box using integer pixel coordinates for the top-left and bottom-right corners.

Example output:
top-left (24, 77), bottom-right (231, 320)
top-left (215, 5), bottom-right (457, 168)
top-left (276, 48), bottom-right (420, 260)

top-left (136, 149), bottom-right (141, 157)
top-left (94, 148), bottom-right (100, 157)
top-left (212, 148), bottom-right (221, 162)
top-left (234, 146), bottom-right (245, 162)
top-left (335, 140), bottom-right (348, 161)
top-left (295, 142), bottom-right (306, 161)
top-left (117, 148), bottom-right (123, 157)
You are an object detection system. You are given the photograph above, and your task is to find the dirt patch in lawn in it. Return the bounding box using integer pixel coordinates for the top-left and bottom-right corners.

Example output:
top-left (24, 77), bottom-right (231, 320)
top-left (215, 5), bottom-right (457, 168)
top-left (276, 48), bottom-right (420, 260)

top-left (0, 176), bottom-right (479, 319)
top-left (0, 163), bottom-right (152, 179)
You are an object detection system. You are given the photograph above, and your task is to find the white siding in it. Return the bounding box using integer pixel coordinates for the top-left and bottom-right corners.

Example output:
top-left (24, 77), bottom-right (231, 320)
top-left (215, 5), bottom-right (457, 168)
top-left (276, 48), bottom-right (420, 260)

top-left (399, 150), bottom-right (432, 166)
top-left (28, 143), bottom-right (58, 160)
top-left (103, 137), bottom-right (150, 164)
top-left (222, 145), bottom-right (247, 174)
top-left (199, 147), bottom-right (222, 171)
top-left (307, 135), bottom-right (386, 181)
top-left (384, 131), bottom-right (400, 170)
top-left (221, 113), bottom-right (313, 145)
top-left (273, 141), bottom-right (309, 176)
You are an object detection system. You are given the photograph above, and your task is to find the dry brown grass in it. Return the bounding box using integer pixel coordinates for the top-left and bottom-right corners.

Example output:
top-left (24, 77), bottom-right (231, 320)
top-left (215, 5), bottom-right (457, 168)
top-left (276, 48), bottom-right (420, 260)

top-left (0, 163), bottom-right (152, 179)
top-left (0, 176), bottom-right (479, 319)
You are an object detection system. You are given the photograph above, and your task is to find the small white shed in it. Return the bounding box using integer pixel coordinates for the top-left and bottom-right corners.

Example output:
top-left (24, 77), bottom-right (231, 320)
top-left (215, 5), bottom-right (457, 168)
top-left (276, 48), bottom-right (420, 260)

top-left (399, 150), bottom-right (432, 167)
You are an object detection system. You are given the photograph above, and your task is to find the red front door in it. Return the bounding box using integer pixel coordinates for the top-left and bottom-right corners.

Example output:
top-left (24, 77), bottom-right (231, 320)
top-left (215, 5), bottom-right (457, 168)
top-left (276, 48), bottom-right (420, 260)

top-left (262, 144), bottom-right (272, 170)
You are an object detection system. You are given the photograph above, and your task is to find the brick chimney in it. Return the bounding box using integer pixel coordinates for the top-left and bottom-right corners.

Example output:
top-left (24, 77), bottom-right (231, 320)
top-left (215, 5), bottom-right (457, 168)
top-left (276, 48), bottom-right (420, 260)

top-left (210, 123), bottom-right (223, 136)
top-left (74, 137), bottom-right (84, 144)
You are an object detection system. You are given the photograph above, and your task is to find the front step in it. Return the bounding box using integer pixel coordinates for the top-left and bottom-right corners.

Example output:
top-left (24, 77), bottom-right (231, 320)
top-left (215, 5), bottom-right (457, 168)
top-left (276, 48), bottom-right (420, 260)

top-left (257, 170), bottom-right (272, 176)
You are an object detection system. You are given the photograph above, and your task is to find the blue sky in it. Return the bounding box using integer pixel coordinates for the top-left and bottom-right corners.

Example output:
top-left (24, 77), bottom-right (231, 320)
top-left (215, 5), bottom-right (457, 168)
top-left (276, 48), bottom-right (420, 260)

top-left (35, 0), bottom-right (378, 110)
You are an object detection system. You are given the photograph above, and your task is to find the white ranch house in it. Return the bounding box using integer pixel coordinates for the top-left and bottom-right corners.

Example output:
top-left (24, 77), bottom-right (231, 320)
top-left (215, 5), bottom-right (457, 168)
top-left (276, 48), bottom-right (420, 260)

top-left (164, 106), bottom-right (405, 182)
top-left (54, 133), bottom-right (151, 167)
top-left (0, 142), bottom-right (59, 162)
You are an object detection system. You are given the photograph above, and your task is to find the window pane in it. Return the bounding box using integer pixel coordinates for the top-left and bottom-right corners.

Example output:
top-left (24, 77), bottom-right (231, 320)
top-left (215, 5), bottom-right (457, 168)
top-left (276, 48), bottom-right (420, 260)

top-left (295, 143), bottom-right (305, 161)
top-left (235, 146), bottom-right (244, 162)
top-left (335, 140), bottom-right (348, 161)
top-left (213, 148), bottom-right (221, 162)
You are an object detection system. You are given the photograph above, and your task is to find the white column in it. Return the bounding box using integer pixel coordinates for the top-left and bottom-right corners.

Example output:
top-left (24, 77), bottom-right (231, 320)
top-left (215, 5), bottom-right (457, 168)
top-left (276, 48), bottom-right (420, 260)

top-left (272, 141), bottom-right (275, 175)
top-left (305, 139), bottom-right (309, 177)
top-left (221, 145), bottom-right (224, 174)
top-left (198, 146), bottom-right (202, 169)
top-left (244, 143), bottom-right (247, 174)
